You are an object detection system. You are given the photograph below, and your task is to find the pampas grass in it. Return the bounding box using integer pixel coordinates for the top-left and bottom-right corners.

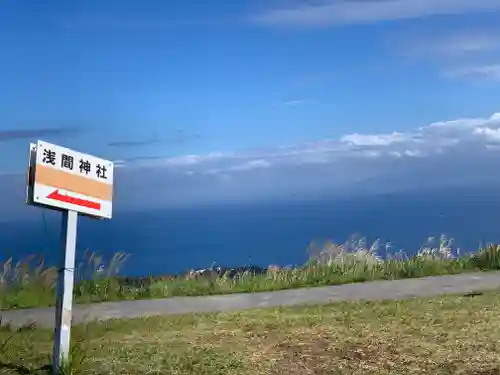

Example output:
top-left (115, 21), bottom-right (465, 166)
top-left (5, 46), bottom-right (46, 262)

top-left (1, 234), bottom-right (498, 310)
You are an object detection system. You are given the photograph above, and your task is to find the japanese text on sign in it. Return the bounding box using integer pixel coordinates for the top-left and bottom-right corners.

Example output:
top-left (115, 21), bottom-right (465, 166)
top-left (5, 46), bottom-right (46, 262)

top-left (42, 148), bottom-right (108, 179)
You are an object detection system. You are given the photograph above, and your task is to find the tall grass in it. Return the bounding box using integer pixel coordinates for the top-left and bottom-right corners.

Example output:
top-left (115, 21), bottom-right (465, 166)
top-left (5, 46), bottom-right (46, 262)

top-left (1, 234), bottom-right (500, 310)
top-left (0, 249), bottom-right (129, 309)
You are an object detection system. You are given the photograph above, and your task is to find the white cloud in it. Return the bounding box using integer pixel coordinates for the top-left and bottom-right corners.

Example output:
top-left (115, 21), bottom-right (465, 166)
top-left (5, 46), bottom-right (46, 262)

top-left (443, 34), bottom-right (500, 54)
top-left (271, 99), bottom-right (310, 107)
top-left (389, 29), bottom-right (500, 80)
top-left (397, 31), bottom-right (500, 59)
top-left (444, 64), bottom-right (500, 80)
top-left (202, 159), bottom-right (272, 175)
top-left (228, 159), bottom-right (272, 171)
top-left (120, 112), bottom-right (500, 178)
top-left (282, 99), bottom-right (307, 106)
top-left (340, 132), bottom-right (406, 147)
top-left (403, 149), bottom-right (423, 157)
top-left (163, 152), bottom-right (227, 166)
top-left (81, 111), bottom-right (500, 212)
top-left (473, 126), bottom-right (500, 141)
top-left (252, 0), bottom-right (500, 27)
top-left (113, 159), bottom-right (127, 169)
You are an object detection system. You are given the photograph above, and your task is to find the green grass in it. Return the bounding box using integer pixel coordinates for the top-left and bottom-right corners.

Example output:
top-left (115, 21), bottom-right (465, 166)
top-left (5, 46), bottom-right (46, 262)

top-left (2, 234), bottom-right (500, 310)
top-left (2, 290), bottom-right (500, 374)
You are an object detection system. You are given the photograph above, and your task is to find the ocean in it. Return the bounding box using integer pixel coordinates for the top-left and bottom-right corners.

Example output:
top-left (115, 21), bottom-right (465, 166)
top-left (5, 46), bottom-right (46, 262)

top-left (1, 186), bottom-right (499, 277)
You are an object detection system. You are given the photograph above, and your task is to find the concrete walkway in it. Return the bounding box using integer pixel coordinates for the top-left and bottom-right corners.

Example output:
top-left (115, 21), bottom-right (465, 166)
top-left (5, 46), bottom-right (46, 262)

top-left (2, 271), bottom-right (500, 329)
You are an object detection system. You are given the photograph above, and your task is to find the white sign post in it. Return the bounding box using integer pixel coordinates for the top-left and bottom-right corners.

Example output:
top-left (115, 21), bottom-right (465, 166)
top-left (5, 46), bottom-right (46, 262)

top-left (52, 209), bottom-right (77, 373)
top-left (26, 140), bottom-right (114, 374)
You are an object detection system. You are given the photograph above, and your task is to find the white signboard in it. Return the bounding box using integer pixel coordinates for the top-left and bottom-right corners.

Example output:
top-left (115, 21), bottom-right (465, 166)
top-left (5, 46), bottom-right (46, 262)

top-left (29, 140), bottom-right (114, 219)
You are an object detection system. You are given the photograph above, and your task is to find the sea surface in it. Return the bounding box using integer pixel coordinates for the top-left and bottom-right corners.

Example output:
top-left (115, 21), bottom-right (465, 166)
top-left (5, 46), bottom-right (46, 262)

top-left (1, 186), bottom-right (500, 277)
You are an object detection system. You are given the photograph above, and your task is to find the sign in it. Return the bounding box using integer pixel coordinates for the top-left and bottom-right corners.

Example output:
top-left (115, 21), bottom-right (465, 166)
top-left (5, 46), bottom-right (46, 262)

top-left (28, 140), bottom-right (114, 219)
top-left (25, 140), bottom-right (114, 374)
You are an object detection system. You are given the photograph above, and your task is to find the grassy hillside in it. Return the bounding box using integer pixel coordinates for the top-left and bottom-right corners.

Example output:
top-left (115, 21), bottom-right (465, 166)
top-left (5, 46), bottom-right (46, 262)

top-left (2, 290), bottom-right (500, 374)
top-left (2, 234), bottom-right (500, 310)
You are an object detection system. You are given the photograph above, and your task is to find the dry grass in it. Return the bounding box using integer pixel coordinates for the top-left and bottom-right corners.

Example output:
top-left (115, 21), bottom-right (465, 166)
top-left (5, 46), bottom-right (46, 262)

top-left (2, 290), bottom-right (500, 374)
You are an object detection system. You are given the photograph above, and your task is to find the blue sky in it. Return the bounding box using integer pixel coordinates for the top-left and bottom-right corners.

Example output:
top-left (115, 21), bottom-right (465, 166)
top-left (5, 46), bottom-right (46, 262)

top-left (2, 0), bottom-right (500, 218)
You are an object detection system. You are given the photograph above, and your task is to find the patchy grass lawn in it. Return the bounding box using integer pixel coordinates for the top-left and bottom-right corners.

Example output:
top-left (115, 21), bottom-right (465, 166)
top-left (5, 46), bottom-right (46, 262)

top-left (2, 291), bottom-right (500, 374)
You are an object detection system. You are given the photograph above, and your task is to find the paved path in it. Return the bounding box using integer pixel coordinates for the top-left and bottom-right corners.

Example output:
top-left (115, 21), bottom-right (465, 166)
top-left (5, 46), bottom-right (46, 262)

top-left (2, 272), bottom-right (500, 329)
